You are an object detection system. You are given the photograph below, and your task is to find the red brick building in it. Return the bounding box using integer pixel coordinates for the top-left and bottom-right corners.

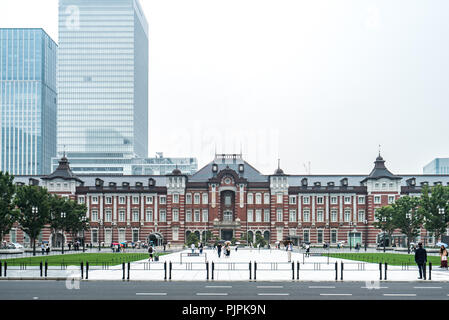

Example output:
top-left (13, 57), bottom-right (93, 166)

top-left (7, 153), bottom-right (449, 248)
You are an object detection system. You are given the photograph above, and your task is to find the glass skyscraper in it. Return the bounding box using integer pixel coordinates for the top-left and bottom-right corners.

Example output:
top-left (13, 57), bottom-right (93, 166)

top-left (57, 0), bottom-right (148, 159)
top-left (0, 28), bottom-right (57, 175)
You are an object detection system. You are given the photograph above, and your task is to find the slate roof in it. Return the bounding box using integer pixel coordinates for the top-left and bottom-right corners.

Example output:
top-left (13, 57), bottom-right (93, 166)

top-left (41, 156), bottom-right (83, 183)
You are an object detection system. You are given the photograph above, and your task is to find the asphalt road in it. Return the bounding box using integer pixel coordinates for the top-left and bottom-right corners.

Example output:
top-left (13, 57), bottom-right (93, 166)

top-left (2, 280), bottom-right (449, 300)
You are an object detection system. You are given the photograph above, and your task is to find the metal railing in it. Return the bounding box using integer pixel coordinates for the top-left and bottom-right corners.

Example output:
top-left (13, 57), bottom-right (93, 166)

top-left (211, 262), bottom-right (252, 280)
top-left (296, 261), bottom-right (338, 281)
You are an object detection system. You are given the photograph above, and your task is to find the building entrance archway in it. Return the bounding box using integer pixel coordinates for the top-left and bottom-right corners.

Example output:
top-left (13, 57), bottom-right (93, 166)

top-left (148, 233), bottom-right (164, 246)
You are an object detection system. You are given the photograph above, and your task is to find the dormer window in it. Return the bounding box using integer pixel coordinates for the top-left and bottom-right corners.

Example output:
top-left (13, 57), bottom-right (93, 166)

top-left (212, 164), bottom-right (218, 173)
top-left (239, 164), bottom-right (244, 173)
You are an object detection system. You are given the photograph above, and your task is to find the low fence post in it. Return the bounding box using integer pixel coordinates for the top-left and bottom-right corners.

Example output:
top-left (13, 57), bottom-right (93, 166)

top-left (340, 262), bottom-right (343, 281)
top-left (297, 262), bottom-right (299, 280)
top-left (335, 262), bottom-right (338, 281)
top-left (292, 262), bottom-right (294, 280)
top-left (169, 261), bottom-right (172, 280)
top-left (0, 261), bottom-right (2, 277)
top-left (379, 263), bottom-right (382, 281)
top-left (122, 262), bottom-right (125, 280)
top-left (429, 262), bottom-right (432, 281)
top-left (206, 262), bottom-right (209, 280)
top-left (80, 262), bottom-right (83, 279)
top-left (86, 261), bottom-right (89, 280)
top-left (384, 263), bottom-right (387, 281)
top-left (127, 262), bottom-right (130, 280)
top-left (212, 262), bottom-right (214, 280)
top-left (39, 262), bottom-right (42, 277)
top-left (45, 261), bottom-right (48, 278)
top-left (164, 261), bottom-right (167, 281)
top-left (253, 262), bottom-right (256, 280)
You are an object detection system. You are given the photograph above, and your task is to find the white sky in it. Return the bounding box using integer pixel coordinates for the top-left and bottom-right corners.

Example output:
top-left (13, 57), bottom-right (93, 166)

top-left (1, 0), bottom-right (449, 175)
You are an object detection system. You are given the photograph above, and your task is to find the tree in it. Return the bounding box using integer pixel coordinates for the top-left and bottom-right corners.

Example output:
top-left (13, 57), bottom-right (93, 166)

top-left (186, 233), bottom-right (199, 247)
top-left (14, 185), bottom-right (51, 256)
top-left (254, 233), bottom-right (267, 248)
top-left (66, 200), bottom-right (89, 250)
top-left (391, 196), bottom-right (424, 254)
top-left (373, 205), bottom-right (396, 252)
top-left (420, 185), bottom-right (449, 244)
top-left (0, 172), bottom-right (18, 245)
top-left (49, 195), bottom-right (71, 254)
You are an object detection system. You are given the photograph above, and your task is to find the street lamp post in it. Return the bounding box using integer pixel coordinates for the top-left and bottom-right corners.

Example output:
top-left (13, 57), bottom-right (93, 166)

top-left (349, 222), bottom-right (353, 251)
top-left (61, 212), bottom-right (66, 254)
top-left (32, 207), bottom-right (38, 256)
top-left (364, 219), bottom-right (368, 252)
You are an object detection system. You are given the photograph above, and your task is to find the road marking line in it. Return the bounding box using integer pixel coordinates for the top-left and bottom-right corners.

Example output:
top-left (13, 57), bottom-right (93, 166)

top-left (309, 286), bottom-right (336, 289)
top-left (257, 286), bottom-right (284, 289)
top-left (361, 287), bottom-right (389, 289)
top-left (258, 293), bottom-right (290, 296)
top-left (320, 294), bottom-right (352, 296)
top-left (205, 286), bottom-right (232, 288)
top-left (383, 294), bottom-right (417, 297)
top-left (413, 287), bottom-right (442, 289)
top-left (136, 293), bottom-right (167, 296)
top-left (196, 293), bottom-right (228, 296)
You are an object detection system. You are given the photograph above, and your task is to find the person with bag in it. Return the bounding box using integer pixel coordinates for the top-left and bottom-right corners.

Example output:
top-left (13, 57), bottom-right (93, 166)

top-left (414, 242), bottom-right (427, 280)
top-left (148, 245), bottom-right (154, 262)
top-left (440, 245), bottom-right (448, 269)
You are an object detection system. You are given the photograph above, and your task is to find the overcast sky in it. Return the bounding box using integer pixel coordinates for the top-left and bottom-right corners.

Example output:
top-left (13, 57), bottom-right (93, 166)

top-left (1, 0), bottom-right (449, 175)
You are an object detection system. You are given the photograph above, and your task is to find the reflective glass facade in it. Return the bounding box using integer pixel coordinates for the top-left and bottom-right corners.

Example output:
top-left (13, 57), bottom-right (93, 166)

top-left (0, 29), bottom-right (57, 175)
top-left (58, 0), bottom-right (148, 158)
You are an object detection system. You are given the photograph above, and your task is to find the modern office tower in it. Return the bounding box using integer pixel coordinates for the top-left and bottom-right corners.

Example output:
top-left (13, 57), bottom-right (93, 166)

top-left (57, 0), bottom-right (148, 159)
top-left (423, 158), bottom-right (449, 174)
top-left (0, 28), bottom-right (57, 175)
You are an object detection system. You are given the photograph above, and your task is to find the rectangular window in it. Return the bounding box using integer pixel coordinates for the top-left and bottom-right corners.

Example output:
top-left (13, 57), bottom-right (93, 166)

top-left (118, 210), bottom-right (125, 222)
top-left (388, 196), bottom-right (395, 204)
top-left (159, 196), bottom-right (166, 205)
top-left (255, 209), bottom-right (262, 222)
top-left (374, 196), bottom-right (381, 204)
top-left (255, 193), bottom-right (262, 204)
top-left (316, 196), bottom-right (324, 204)
top-left (92, 196), bottom-right (98, 204)
top-left (264, 193), bottom-right (270, 204)
top-left (132, 196), bottom-right (139, 204)
top-left (105, 210), bottom-right (112, 222)
top-left (159, 210), bottom-right (166, 222)
top-left (186, 193), bottom-right (192, 204)
top-left (202, 209), bottom-right (208, 222)
top-left (146, 196), bottom-right (153, 204)
top-left (172, 228), bottom-right (179, 241)
top-left (289, 209), bottom-right (297, 222)
top-left (119, 196), bottom-right (125, 204)
top-left (277, 193), bottom-right (283, 204)
top-left (91, 210), bottom-right (98, 222)
top-left (303, 230), bottom-right (310, 243)
top-left (146, 209), bottom-right (153, 222)
top-left (316, 210), bottom-right (324, 222)
top-left (317, 230), bottom-right (323, 243)
top-left (289, 196), bottom-right (297, 205)
top-left (10, 229), bottom-right (16, 243)
top-left (344, 209), bottom-right (351, 222)
top-left (186, 210), bottom-right (192, 222)
top-left (194, 194), bottom-right (200, 204)
top-left (303, 209), bottom-right (310, 222)
top-left (331, 230), bottom-right (337, 243)
top-left (358, 210), bottom-right (365, 222)
top-left (344, 196), bottom-right (351, 204)
top-left (358, 196), bottom-right (365, 204)
top-left (303, 196), bottom-right (310, 205)
top-left (118, 229), bottom-right (126, 243)
top-left (247, 193), bottom-right (254, 205)
top-left (173, 194), bottom-right (179, 204)
top-left (132, 210), bottom-right (139, 222)
top-left (78, 196), bottom-right (85, 204)
top-left (105, 197), bottom-right (112, 204)
top-left (202, 193), bottom-right (208, 204)
top-left (264, 209), bottom-right (270, 222)
top-left (277, 209), bottom-right (283, 222)
top-left (248, 210), bottom-right (254, 222)
top-left (132, 230), bottom-right (139, 243)
top-left (172, 209), bottom-right (179, 222)
top-left (331, 210), bottom-right (338, 222)
top-left (92, 230), bottom-right (98, 244)
top-left (331, 196), bottom-right (337, 204)
top-left (194, 210), bottom-right (200, 222)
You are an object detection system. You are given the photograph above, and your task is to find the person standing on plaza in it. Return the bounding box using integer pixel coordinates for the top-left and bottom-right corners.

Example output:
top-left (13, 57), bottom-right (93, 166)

top-left (440, 245), bottom-right (448, 269)
top-left (148, 245), bottom-right (154, 262)
top-left (199, 242), bottom-right (203, 254)
top-left (41, 243), bottom-right (45, 255)
top-left (415, 242), bottom-right (427, 280)
top-left (217, 244), bottom-right (222, 258)
top-left (287, 243), bottom-right (293, 262)
top-left (305, 243), bottom-right (310, 257)
top-left (191, 243), bottom-right (195, 253)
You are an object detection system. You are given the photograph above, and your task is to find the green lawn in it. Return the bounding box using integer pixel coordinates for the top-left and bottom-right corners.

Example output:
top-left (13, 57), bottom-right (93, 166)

top-left (1, 252), bottom-right (168, 266)
top-left (324, 252), bottom-right (441, 266)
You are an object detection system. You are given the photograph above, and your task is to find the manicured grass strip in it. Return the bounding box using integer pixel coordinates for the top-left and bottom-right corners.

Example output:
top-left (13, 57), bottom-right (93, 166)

top-left (324, 253), bottom-right (441, 266)
top-left (1, 252), bottom-right (168, 266)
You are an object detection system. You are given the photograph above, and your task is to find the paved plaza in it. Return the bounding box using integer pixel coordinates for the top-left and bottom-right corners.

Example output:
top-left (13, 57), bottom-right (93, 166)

top-left (2, 248), bottom-right (448, 282)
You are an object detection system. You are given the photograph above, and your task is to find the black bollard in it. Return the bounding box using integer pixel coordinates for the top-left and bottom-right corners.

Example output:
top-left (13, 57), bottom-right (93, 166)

top-left (297, 262), bottom-right (300, 280)
top-left (0, 261), bottom-right (2, 277)
top-left (40, 262), bottom-right (43, 277)
top-left (169, 261), bottom-right (172, 280)
top-left (212, 262), bottom-right (214, 280)
top-left (45, 261), bottom-right (48, 278)
top-left (253, 262), bottom-right (256, 280)
top-left (122, 262), bottom-right (125, 280)
top-left (292, 262), bottom-right (295, 280)
top-left (81, 262), bottom-right (83, 279)
top-left (335, 262), bottom-right (338, 281)
top-left (127, 262), bottom-right (130, 280)
top-left (384, 263), bottom-right (387, 280)
top-left (164, 261), bottom-right (167, 281)
top-left (206, 262), bottom-right (209, 280)
top-left (379, 263), bottom-right (382, 281)
top-left (86, 261), bottom-right (89, 280)
top-left (340, 262), bottom-right (343, 281)
top-left (429, 262), bottom-right (432, 280)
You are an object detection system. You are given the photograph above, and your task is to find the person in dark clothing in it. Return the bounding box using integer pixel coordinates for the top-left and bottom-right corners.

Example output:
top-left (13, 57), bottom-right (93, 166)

top-left (217, 244), bottom-right (222, 258)
top-left (415, 242), bottom-right (427, 280)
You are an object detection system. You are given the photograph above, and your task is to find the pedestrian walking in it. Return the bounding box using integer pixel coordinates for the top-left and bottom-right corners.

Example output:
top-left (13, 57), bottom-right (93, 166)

top-left (199, 242), bottom-right (203, 254)
top-left (287, 243), bottom-right (293, 262)
top-left (440, 245), bottom-right (448, 269)
top-left (217, 244), bottom-right (222, 258)
top-left (415, 242), bottom-right (427, 280)
top-left (45, 244), bottom-right (50, 255)
top-left (68, 242), bottom-right (71, 251)
top-left (148, 245), bottom-right (154, 262)
top-left (191, 243), bottom-right (195, 253)
top-left (305, 244), bottom-right (310, 257)
top-left (226, 246), bottom-right (231, 258)
top-left (41, 243), bottom-right (45, 255)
